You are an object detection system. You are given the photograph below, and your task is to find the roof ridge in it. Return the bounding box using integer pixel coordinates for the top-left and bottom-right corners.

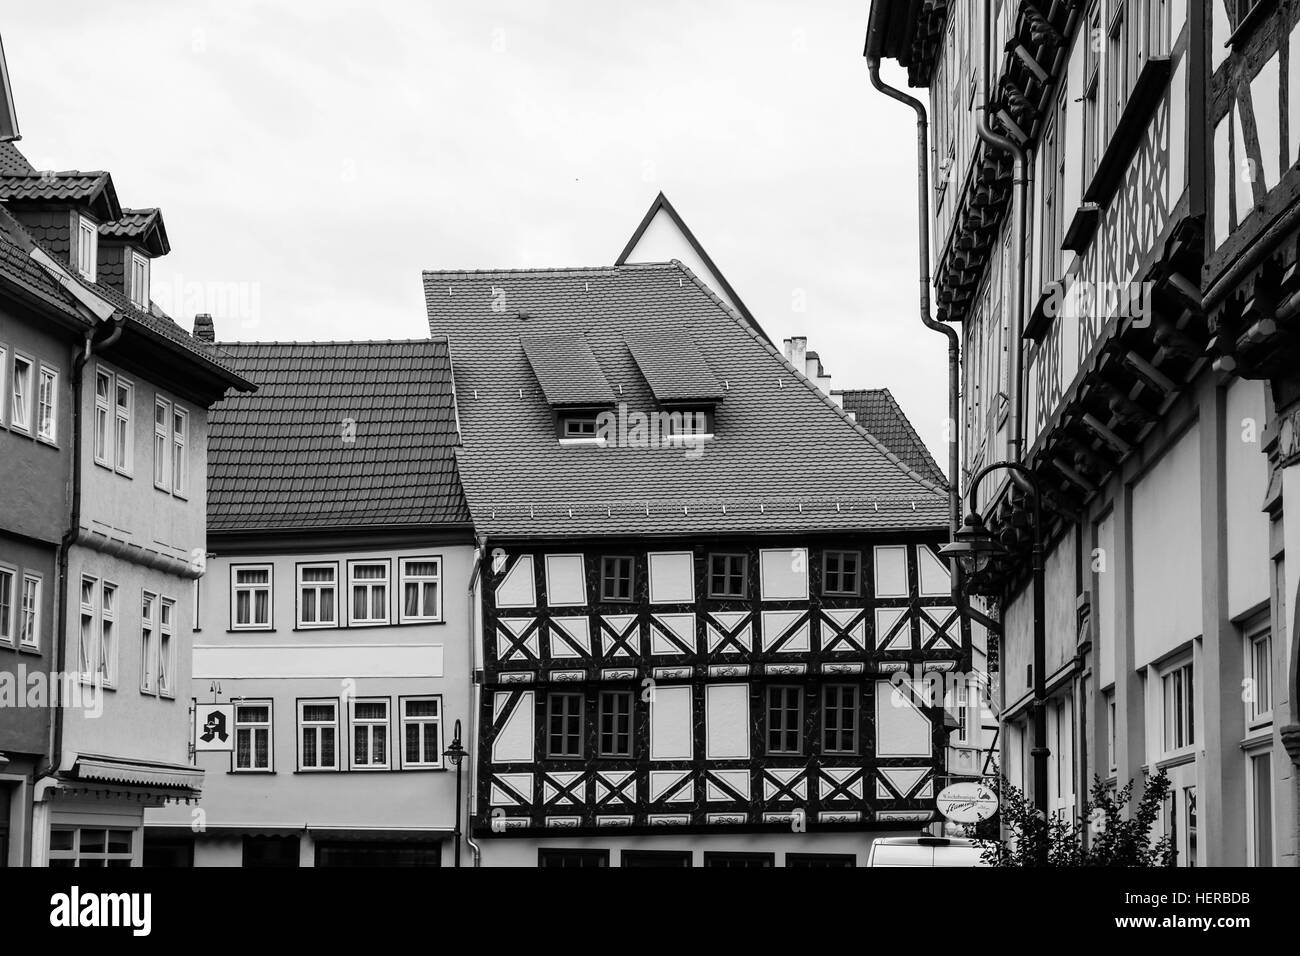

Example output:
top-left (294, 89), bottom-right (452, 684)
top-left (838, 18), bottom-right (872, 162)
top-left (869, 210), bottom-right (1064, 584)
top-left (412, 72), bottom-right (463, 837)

top-left (217, 337), bottom-right (448, 347)
top-left (421, 263), bottom-right (685, 279)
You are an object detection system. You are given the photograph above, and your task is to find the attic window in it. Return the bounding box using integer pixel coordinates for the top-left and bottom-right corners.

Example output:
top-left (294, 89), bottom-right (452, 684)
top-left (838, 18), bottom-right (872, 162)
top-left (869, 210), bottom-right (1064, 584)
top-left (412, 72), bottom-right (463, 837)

top-left (76, 215), bottom-right (97, 281)
top-left (562, 415), bottom-right (599, 439)
top-left (129, 251), bottom-right (150, 309)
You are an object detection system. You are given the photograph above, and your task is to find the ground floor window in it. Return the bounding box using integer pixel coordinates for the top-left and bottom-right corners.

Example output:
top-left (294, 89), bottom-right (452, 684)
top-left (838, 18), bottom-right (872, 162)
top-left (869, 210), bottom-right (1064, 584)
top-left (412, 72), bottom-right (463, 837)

top-left (703, 851), bottom-right (774, 867)
top-left (242, 835), bottom-right (300, 867)
top-left (538, 848), bottom-right (608, 867)
top-left (620, 850), bottom-right (691, 867)
top-left (48, 826), bottom-right (134, 867)
top-left (786, 853), bottom-right (855, 867)
top-left (315, 841), bottom-right (441, 866)
top-left (142, 837), bottom-right (194, 867)
top-left (1249, 750), bottom-right (1273, 866)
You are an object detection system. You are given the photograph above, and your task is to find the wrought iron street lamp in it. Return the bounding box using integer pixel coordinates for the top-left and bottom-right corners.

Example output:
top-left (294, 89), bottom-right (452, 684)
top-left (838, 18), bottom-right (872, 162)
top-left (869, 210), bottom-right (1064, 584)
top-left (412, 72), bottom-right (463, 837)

top-left (443, 718), bottom-right (467, 868)
top-left (941, 461), bottom-right (1048, 864)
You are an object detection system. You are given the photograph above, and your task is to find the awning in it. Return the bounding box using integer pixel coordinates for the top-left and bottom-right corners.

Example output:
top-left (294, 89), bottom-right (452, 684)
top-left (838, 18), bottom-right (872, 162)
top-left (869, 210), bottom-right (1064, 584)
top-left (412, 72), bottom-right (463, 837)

top-left (71, 754), bottom-right (205, 795)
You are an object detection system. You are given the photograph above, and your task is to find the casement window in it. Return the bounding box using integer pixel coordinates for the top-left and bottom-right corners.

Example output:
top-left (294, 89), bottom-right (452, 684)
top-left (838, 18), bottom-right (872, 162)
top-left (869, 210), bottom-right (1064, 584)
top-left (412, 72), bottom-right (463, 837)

top-left (0, 344), bottom-right (6, 426)
top-left (153, 398), bottom-right (171, 489)
top-left (348, 561), bottom-right (389, 625)
top-left (36, 366), bottom-right (57, 443)
top-left (0, 566), bottom-right (13, 644)
top-left (93, 369), bottom-right (111, 465)
top-left (296, 563), bottom-right (337, 628)
top-left (232, 564), bottom-right (272, 630)
top-left (97, 581), bottom-right (117, 688)
top-left (400, 697), bottom-right (443, 768)
top-left (703, 852), bottom-right (774, 868)
top-left (351, 699), bottom-right (390, 770)
top-left (538, 848), bottom-right (608, 868)
top-left (158, 598), bottom-right (174, 697)
top-left (821, 684), bottom-right (858, 754)
top-left (707, 553), bottom-right (747, 599)
top-left (1105, 690), bottom-right (1117, 773)
top-left (76, 215), bottom-right (98, 281)
top-left (786, 853), bottom-right (856, 868)
top-left (10, 354), bottom-right (31, 432)
top-left (600, 555), bottom-right (634, 602)
top-left (1040, 89), bottom-right (1067, 283)
top-left (172, 406), bottom-right (187, 495)
top-left (1246, 629), bottom-right (1272, 726)
top-left (19, 573), bottom-right (39, 649)
top-left (1105, 1), bottom-right (1130, 140)
top-left (140, 591), bottom-right (156, 693)
top-left (234, 702), bottom-right (273, 771)
top-left (621, 850), bottom-right (692, 867)
top-left (113, 377), bottom-right (133, 475)
top-left (78, 575), bottom-right (97, 679)
top-left (1161, 659), bottom-right (1195, 754)
top-left (597, 690), bottom-right (634, 757)
top-left (48, 827), bottom-right (132, 868)
top-left (129, 250), bottom-right (150, 309)
top-left (1249, 750), bottom-right (1273, 866)
top-left (299, 700), bottom-right (339, 771)
top-left (561, 415), bottom-right (598, 439)
top-left (766, 685), bottom-right (803, 755)
top-left (546, 692), bottom-right (584, 758)
top-left (1082, 1), bottom-right (1102, 187)
top-left (823, 550), bottom-right (861, 596)
top-left (399, 557), bottom-right (441, 623)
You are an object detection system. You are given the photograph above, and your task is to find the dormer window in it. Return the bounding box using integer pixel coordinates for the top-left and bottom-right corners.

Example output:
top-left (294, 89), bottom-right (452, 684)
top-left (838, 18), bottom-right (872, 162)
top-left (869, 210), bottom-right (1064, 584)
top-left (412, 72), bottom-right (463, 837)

top-left (128, 250), bottom-right (150, 309)
top-left (76, 215), bottom-right (98, 281)
top-left (562, 415), bottom-right (599, 439)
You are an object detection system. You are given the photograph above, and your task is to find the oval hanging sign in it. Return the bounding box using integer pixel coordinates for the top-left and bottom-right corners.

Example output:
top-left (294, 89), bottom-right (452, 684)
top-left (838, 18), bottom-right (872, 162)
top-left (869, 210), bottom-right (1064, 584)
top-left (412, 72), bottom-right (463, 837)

top-left (936, 782), bottom-right (999, 823)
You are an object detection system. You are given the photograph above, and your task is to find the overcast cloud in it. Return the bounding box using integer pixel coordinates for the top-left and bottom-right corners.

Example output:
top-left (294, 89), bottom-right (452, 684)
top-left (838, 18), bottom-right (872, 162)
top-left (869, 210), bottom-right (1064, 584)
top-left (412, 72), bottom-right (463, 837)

top-left (4, 1), bottom-right (947, 462)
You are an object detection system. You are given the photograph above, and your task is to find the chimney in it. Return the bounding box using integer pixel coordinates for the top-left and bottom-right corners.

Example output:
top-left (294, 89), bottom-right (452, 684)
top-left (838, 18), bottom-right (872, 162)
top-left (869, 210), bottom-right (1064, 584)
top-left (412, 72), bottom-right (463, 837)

top-left (783, 336), bottom-right (807, 373)
top-left (193, 313), bottom-right (215, 343)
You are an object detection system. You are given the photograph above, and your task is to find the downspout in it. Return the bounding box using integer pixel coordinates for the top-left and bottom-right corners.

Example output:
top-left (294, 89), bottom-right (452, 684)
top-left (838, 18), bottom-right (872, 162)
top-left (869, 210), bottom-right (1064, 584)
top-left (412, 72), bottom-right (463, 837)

top-left (462, 534), bottom-right (487, 868)
top-left (977, 0), bottom-right (1032, 460)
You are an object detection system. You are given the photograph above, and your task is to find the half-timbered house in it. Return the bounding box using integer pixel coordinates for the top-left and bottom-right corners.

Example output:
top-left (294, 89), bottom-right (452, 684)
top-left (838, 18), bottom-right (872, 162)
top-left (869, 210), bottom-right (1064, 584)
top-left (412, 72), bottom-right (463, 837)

top-left (425, 261), bottom-right (969, 866)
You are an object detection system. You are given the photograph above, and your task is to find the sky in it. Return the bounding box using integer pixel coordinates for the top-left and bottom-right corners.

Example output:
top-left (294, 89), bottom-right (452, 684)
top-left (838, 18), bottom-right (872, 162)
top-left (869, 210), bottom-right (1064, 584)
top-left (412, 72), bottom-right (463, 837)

top-left (3, 0), bottom-right (948, 461)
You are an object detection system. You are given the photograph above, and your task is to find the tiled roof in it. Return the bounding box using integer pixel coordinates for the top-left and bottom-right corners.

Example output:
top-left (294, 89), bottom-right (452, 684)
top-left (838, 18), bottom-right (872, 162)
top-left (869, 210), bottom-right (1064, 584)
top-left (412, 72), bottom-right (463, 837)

top-left (0, 141), bottom-right (34, 175)
top-left (424, 261), bottom-right (948, 538)
top-left (520, 331), bottom-right (616, 407)
top-left (0, 205), bottom-right (83, 320)
top-left (0, 170), bottom-right (121, 219)
top-left (206, 339), bottom-right (471, 533)
top-left (836, 388), bottom-right (947, 486)
top-left (99, 207), bottom-right (169, 255)
top-left (625, 328), bottom-right (725, 404)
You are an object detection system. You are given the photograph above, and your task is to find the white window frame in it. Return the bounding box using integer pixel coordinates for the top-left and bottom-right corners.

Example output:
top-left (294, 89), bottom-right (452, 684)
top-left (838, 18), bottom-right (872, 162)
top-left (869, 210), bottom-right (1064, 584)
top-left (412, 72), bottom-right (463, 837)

top-left (76, 215), bottom-right (98, 281)
top-left (399, 696), bottom-right (443, 769)
top-left (0, 564), bottom-right (15, 646)
top-left (171, 405), bottom-right (188, 496)
top-left (350, 698), bottom-right (391, 770)
top-left (140, 590), bottom-right (156, 694)
top-left (298, 699), bottom-right (340, 771)
top-left (129, 249), bottom-right (150, 309)
top-left (1245, 627), bottom-right (1272, 728)
top-left (233, 700), bottom-right (273, 772)
top-left (231, 563), bottom-right (273, 631)
top-left (1246, 746), bottom-right (1274, 867)
top-left (19, 572), bottom-right (39, 650)
top-left (78, 574), bottom-right (97, 682)
top-left (0, 344), bottom-right (7, 428)
top-left (36, 365), bottom-right (57, 444)
top-left (158, 597), bottom-right (175, 698)
top-left (348, 559), bottom-right (390, 626)
top-left (10, 352), bottom-right (32, 434)
top-left (93, 368), bottom-right (111, 466)
top-left (153, 397), bottom-right (171, 490)
top-left (48, 826), bottom-right (133, 867)
top-left (97, 581), bottom-right (117, 688)
top-left (1105, 689), bottom-right (1117, 774)
top-left (113, 376), bottom-right (133, 476)
top-left (296, 562), bottom-right (338, 629)
top-left (399, 556), bottom-right (442, 624)
top-left (1160, 657), bottom-right (1196, 757)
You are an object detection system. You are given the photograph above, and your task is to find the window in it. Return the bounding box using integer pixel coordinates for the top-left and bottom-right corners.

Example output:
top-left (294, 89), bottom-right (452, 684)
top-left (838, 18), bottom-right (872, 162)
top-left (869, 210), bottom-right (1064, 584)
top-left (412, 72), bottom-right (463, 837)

top-left (1161, 660), bottom-right (1195, 753)
top-left (1082, 1), bottom-right (1102, 187)
top-left (78, 575), bottom-right (96, 679)
top-left (786, 853), bottom-right (855, 867)
top-left (93, 369), bottom-right (111, 465)
top-left (823, 550), bottom-right (861, 596)
top-left (352, 699), bottom-right (390, 770)
top-left (400, 697), bottom-right (442, 768)
top-left (664, 409), bottom-right (711, 438)
top-left (234, 702), bottom-right (273, 771)
top-left (48, 827), bottom-right (132, 867)
top-left (1040, 88), bottom-right (1067, 283)
top-left (703, 852), bottom-right (774, 868)
top-left (538, 849), bottom-right (608, 867)
top-left (561, 415), bottom-right (598, 439)
top-left (621, 850), bottom-right (692, 867)
top-left (598, 690), bottom-right (634, 757)
top-left (172, 406), bottom-right (187, 494)
top-left (822, 684), bottom-right (858, 754)
top-left (153, 398), bottom-right (170, 489)
top-left (19, 573), bottom-right (39, 649)
top-left (1246, 629), bottom-right (1272, 726)
top-left (0, 344), bottom-right (6, 426)
top-left (399, 557), bottom-right (441, 623)
top-left (113, 377), bottom-right (133, 474)
top-left (98, 582), bottom-right (117, 687)
top-left (10, 354), bottom-right (31, 432)
top-left (37, 366), bottom-right (57, 442)
top-left (1105, 690), bottom-right (1117, 773)
top-left (242, 835), bottom-right (298, 867)
top-left (0, 567), bottom-right (13, 644)
top-left (348, 561), bottom-right (389, 625)
top-left (129, 251), bottom-right (150, 309)
top-left (158, 598), bottom-right (174, 697)
top-left (315, 841), bottom-right (440, 867)
top-left (708, 553), bottom-right (747, 598)
top-left (1106, 1), bottom-right (1130, 140)
top-left (76, 215), bottom-right (98, 281)
top-left (299, 700), bottom-right (339, 771)
top-left (601, 556), bottom-right (634, 602)
top-left (140, 591), bottom-right (156, 693)
top-left (232, 565), bottom-right (272, 630)
top-left (1230, 0), bottom-right (1264, 30)
top-left (1249, 751), bottom-right (1273, 866)
top-left (546, 692), bottom-right (584, 758)
top-left (766, 685), bottom-right (803, 754)
top-left (296, 563), bottom-right (337, 628)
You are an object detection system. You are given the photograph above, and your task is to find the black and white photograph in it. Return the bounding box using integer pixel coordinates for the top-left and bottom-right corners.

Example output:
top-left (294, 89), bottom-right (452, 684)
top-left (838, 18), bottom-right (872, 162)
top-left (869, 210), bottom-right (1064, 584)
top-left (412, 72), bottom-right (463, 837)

top-left (0, 0), bottom-right (1295, 937)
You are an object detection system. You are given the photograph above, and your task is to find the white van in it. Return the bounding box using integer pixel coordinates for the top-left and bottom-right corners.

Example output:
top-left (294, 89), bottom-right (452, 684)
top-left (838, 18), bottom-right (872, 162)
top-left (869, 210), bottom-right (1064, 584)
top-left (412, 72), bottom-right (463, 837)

top-left (865, 836), bottom-right (988, 867)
